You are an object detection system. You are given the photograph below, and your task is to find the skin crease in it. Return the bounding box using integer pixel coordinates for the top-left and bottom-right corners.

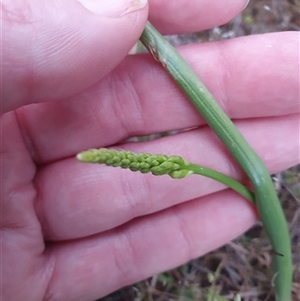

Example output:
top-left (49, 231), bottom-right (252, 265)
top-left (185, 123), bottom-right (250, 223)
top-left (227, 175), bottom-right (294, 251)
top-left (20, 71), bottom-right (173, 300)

top-left (1, 1), bottom-right (299, 301)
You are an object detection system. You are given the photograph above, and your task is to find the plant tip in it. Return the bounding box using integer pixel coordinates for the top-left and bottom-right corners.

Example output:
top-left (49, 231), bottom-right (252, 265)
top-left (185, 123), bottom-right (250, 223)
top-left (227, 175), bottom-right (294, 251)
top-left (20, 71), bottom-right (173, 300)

top-left (76, 153), bottom-right (83, 161)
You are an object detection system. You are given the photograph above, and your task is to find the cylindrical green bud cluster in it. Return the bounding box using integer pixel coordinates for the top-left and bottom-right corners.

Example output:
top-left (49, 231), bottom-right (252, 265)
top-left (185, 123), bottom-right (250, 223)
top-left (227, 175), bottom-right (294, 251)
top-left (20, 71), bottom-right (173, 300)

top-left (77, 148), bottom-right (192, 179)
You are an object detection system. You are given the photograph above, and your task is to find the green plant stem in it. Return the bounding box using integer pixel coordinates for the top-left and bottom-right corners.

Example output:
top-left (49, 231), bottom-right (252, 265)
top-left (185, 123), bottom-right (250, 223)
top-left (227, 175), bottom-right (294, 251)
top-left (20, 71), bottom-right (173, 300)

top-left (139, 21), bottom-right (291, 301)
top-left (186, 163), bottom-right (254, 203)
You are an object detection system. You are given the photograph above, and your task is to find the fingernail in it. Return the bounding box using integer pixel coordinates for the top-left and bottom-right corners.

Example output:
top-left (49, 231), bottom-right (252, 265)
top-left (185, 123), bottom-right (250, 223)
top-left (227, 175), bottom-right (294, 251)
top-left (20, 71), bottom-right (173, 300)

top-left (243, 0), bottom-right (250, 10)
top-left (77, 0), bottom-right (147, 17)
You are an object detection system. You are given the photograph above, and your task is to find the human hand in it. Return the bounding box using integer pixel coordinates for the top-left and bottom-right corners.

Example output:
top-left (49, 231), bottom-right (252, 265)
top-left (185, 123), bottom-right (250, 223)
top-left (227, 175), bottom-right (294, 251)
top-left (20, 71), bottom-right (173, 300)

top-left (2, 1), bottom-right (299, 300)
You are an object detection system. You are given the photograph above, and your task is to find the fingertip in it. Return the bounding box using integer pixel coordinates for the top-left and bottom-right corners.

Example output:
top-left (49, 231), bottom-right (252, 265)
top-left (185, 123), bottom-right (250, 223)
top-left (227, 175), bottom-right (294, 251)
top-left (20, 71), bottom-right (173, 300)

top-left (77, 0), bottom-right (148, 17)
top-left (2, 0), bottom-right (148, 113)
top-left (148, 0), bottom-right (250, 34)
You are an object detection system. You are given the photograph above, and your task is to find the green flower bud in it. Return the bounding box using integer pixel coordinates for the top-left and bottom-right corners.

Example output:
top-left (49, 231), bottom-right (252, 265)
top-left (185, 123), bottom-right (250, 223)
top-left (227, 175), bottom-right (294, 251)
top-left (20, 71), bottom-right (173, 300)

top-left (129, 162), bottom-right (140, 171)
top-left (77, 148), bottom-right (191, 179)
top-left (168, 169), bottom-right (192, 179)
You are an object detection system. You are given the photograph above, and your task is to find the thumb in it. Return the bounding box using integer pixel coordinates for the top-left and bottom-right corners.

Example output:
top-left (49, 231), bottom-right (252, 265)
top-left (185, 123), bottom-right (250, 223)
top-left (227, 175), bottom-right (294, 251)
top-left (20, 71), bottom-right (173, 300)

top-left (2, 0), bottom-right (148, 113)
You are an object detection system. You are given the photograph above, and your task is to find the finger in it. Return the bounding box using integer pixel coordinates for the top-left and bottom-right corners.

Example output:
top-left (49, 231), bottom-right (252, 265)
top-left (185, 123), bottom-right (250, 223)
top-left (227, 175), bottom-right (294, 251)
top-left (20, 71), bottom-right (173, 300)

top-left (148, 0), bottom-right (249, 34)
top-left (44, 189), bottom-right (256, 301)
top-left (1, 111), bottom-right (47, 301)
top-left (16, 32), bottom-right (299, 163)
top-left (35, 114), bottom-right (299, 241)
top-left (2, 0), bottom-right (148, 113)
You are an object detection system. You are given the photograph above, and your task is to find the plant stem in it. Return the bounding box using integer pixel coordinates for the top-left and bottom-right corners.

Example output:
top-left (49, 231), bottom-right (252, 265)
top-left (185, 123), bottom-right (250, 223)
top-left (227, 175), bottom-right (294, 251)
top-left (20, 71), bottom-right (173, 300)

top-left (139, 21), bottom-right (291, 301)
top-left (186, 163), bottom-right (254, 203)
